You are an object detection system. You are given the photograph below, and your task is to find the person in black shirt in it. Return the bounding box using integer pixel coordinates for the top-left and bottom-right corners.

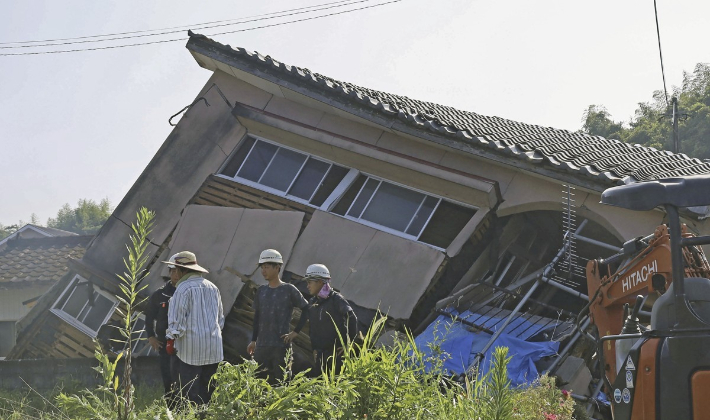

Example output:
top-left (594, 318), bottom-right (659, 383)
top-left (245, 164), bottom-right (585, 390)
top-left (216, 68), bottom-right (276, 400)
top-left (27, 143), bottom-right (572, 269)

top-left (286, 264), bottom-right (358, 375)
top-left (145, 254), bottom-right (178, 405)
top-left (247, 249), bottom-right (308, 384)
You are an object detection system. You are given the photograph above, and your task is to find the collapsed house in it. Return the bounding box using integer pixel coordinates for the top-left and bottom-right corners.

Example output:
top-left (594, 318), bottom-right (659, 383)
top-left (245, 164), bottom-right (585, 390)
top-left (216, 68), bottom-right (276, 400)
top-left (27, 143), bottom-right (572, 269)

top-left (8, 32), bottom-right (710, 407)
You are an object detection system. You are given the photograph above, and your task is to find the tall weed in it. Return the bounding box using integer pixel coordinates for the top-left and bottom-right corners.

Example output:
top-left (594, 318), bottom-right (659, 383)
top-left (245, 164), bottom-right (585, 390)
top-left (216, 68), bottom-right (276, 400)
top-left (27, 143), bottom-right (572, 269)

top-left (56, 207), bottom-right (155, 420)
top-left (208, 316), bottom-right (576, 420)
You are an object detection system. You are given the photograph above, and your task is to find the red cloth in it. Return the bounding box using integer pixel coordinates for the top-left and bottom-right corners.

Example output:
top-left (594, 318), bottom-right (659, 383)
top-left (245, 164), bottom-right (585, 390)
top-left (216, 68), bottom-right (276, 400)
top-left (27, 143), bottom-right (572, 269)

top-left (166, 339), bottom-right (176, 355)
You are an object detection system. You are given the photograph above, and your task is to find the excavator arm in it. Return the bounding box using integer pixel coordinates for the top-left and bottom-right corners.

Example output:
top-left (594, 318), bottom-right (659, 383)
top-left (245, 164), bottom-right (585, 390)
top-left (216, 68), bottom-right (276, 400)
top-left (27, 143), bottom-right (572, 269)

top-left (586, 224), bottom-right (710, 382)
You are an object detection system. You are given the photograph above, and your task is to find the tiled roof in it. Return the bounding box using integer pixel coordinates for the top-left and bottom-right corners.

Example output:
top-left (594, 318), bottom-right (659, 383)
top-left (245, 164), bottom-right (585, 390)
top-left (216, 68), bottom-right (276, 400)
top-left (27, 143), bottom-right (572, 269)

top-left (0, 236), bottom-right (91, 287)
top-left (187, 32), bottom-right (710, 187)
top-left (28, 225), bottom-right (78, 237)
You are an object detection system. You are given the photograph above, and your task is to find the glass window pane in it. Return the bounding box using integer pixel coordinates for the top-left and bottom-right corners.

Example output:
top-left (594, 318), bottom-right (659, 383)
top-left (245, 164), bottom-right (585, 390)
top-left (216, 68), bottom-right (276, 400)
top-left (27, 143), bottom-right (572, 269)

top-left (348, 179), bottom-right (380, 218)
top-left (310, 165), bottom-right (349, 207)
top-left (361, 182), bottom-right (424, 232)
top-left (83, 294), bottom-right (114, 332)
top-left (236, 141), bottom-right (277, 182)
top-left (406, 196), bottom-right (439, 237)
top-left (61, 282), bottom-right (91, 318)
top-left (419, 201), bottom-right (477, 248)
top-left (288, 158), bottom-right (330, 200)
top-left (332, 175), bottom-right (367, 215)
top-left (260, 148), bottom-right (307, 191)
top-left (220, 137), bottom-right (256, 178)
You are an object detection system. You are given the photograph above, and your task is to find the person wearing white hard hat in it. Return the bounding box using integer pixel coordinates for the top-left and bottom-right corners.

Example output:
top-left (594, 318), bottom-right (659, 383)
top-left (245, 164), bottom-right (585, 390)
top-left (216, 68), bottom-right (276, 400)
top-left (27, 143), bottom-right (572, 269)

top-left (247, 249), bottom-right (308, 384)
top-left (144, 253), bottom-right (179, 408)
top-left (285, 264), bottom-right (358, 375)
top-left (163, 251), bottom-right (224, 408)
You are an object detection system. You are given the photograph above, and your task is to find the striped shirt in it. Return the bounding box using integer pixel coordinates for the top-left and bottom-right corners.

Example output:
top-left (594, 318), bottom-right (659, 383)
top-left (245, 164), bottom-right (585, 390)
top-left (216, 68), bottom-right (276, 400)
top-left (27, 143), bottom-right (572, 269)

top-left (166, 273), bottom-right (224, 366)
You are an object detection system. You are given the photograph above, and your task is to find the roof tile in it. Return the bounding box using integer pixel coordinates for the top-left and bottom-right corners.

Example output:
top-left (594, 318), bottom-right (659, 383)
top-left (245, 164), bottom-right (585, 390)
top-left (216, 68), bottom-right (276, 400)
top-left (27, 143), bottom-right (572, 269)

top-left (0, 236), bottom-right (91, 286)
top-left (187, 33), bottom-right (710, 186)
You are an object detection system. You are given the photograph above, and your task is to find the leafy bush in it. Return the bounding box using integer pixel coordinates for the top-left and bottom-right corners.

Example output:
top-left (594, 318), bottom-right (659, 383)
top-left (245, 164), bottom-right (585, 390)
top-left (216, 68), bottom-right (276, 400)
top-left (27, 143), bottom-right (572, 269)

top-left (207, 316), bottom-right (577, 420)
top-left (1, 325), bottom-right (577, 419)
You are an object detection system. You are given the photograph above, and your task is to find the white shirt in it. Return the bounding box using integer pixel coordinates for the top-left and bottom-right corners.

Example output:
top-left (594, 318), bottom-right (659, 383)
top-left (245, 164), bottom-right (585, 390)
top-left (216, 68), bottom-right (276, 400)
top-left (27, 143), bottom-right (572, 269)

top-left (166, 273), bottom-right (225, 366)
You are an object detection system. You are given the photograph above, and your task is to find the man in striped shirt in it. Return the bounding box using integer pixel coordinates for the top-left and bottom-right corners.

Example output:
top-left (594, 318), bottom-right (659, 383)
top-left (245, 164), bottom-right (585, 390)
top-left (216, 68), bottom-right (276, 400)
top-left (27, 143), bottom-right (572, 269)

top-left (164, 251), bottom-right (224, 407)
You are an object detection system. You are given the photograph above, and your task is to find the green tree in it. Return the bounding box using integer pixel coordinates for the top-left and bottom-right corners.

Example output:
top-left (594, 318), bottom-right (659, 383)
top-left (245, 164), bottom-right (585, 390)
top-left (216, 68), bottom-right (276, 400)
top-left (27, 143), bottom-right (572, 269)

top-left (582, 63), bottom-right (710, 159)
top-left (581, 105), bottom-right (626, 140)
top-left (0, 223), bottom-right (21, 240)
top-left (47, 198), bottom-right (112, 235)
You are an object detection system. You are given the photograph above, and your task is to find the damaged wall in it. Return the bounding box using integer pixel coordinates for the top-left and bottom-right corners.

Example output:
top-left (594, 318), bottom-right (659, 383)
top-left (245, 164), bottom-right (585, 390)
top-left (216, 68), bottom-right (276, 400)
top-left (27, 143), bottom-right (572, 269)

top-left (81, 71), bottom-right (250, 280)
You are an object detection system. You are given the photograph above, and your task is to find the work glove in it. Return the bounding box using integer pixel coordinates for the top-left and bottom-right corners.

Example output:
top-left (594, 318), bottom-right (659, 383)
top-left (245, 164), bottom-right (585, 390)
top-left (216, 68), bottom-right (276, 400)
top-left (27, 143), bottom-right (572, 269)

top-left (166, 339), bottom-right (176, 355)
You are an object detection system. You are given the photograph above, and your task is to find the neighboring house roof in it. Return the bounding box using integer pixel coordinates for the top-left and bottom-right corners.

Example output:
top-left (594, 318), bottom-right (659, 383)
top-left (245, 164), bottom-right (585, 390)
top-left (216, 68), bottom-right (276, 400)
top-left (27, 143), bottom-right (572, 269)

top-left (186, 32), bottom-right (710, 189)
top-left (0, 236), bottom-right (92, 288)
top-left (0, 224), bottom-right (77, 248)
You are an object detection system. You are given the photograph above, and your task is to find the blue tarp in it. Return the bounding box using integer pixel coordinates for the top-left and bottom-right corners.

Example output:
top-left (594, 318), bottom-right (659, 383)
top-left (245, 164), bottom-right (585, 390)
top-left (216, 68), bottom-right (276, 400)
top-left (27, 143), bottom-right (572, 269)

top-left (414, 309), bottom-right (560, 387)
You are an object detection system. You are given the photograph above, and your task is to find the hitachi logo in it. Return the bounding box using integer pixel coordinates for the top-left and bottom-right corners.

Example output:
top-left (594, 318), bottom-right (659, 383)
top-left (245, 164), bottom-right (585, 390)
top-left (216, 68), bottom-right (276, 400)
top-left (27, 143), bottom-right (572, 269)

top-left (621, 259), bottom-right (658, 293)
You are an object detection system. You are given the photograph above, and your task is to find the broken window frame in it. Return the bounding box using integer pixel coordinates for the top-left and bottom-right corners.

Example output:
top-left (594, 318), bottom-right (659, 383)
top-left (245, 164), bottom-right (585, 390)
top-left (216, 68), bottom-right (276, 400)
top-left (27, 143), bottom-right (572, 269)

top-left (50, 275), bottom-right (118, 338)
top-left (218, 135), bottom-right (478, 248)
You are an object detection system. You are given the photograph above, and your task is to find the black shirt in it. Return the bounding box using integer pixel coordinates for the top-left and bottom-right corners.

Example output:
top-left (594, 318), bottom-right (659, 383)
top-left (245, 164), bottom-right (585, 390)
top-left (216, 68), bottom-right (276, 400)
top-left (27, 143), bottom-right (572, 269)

top-left (296, 291), bottom-right (358, 352)
top-left (145, 281), bottom-right (176, 342)
top-left (252, 283), bottom-right (308, 348)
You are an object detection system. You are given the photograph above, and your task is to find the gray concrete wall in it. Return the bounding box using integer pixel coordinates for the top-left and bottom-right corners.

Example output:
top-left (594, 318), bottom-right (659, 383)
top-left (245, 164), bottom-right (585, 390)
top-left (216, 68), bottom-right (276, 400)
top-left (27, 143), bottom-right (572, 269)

top-left (0, 357), bottom-right (162, 390)
top-left (82, 71), bottom-right (247, 279)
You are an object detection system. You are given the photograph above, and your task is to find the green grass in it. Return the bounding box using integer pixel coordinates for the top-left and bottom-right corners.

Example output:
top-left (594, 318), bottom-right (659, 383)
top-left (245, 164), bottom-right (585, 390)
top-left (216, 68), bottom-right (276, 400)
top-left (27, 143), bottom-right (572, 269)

top-left (0, 318), bottom-right (579, 420)
top-left (0, 384), bottom-right (163, 420)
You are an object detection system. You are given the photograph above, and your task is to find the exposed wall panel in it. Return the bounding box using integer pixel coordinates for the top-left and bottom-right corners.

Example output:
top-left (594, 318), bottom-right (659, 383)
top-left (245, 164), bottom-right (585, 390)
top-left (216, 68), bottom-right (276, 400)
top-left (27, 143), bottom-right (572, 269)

top-left (166, 205), bottom-right (304, 310)
top-left (286, 211), bottom-right (445, 319)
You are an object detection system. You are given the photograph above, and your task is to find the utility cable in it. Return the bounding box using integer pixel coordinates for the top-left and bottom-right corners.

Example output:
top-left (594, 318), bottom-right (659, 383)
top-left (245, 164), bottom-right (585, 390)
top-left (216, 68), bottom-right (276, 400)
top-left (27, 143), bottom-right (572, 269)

top-left (0, 0), bottom-right (401, 56)
top-left (0, 0), bottom-right (373, 49)
top-left (0, 0), bottom-right (362, 45)
top-left (653, 0), bottom-right (669, 106)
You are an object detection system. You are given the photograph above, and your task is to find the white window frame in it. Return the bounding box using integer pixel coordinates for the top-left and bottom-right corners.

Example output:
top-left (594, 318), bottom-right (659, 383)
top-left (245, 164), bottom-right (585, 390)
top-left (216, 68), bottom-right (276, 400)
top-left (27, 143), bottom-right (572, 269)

top-left (217, 135), bottom-right (353, 210)
top-left (126, 314), bottom-right (156, 356)
top-left (51, 275), bottom-right (118, 338)
top-left (337, 174), bottom-right (444, 242)
top-left (217, 135), bottom-right (478, 248)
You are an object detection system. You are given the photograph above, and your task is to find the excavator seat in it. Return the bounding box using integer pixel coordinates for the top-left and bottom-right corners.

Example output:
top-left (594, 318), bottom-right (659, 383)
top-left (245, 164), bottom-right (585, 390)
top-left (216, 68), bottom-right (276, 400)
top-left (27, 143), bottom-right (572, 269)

top-left (601, 175), bottom-right (710, 211)
top-left (651, 277), bottom-right (710, 330)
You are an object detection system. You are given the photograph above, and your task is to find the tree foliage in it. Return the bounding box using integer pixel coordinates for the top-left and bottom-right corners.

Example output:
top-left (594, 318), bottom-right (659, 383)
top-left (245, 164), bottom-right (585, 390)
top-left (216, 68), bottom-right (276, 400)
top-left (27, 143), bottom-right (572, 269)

top-left (0, 223), bottom-right (21, 240)
top-left (47, 198), bottom-right (112, 235)
top-left (581, 63), bottom-right (710, 159)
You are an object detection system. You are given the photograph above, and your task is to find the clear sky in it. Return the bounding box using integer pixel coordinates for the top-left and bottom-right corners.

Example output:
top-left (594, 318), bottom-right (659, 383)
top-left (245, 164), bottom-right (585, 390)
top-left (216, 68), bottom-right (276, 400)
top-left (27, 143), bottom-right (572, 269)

top-left (1, 0), bottom-right (708, 225)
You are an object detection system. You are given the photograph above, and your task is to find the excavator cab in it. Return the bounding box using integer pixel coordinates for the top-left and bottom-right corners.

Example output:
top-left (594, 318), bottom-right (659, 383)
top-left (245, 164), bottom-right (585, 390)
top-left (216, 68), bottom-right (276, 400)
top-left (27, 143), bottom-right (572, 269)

top-left (599, 175), bottom-right (710, 420)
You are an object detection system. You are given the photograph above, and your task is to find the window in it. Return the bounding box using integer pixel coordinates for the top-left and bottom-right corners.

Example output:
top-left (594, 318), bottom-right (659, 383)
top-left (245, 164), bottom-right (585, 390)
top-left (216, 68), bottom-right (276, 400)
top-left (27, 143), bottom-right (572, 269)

top-left (51, 275), bottom-right (118, 337)
top-left (128, 316), bottom-right (155, 356)
top-left (220, 136), bottom-right (477, 249)
top-left (332, 175), bottom-right (476, 247)
top-left (220, 137), bottom-right (349, 206)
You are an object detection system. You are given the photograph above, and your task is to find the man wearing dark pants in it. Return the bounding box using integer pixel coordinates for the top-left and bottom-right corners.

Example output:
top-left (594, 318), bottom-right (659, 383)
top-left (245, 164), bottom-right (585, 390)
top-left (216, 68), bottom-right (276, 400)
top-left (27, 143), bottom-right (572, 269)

top-left (286, 264), bottom-right (358, 375)
top-left (247, 249), bottom-right (308, 384)
top-left (144, 254), bottom-right (178, 407)
top-left (164, 251), bottom-right (224, 407)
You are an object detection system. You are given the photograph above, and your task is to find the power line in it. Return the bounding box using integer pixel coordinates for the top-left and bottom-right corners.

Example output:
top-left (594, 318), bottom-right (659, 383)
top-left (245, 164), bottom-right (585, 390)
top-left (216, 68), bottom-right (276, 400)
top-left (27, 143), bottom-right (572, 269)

top-left (0, 0), bottom-right (401, 57)
top-left (0, 0), bottom-right (373, 49)
top-left (653, 0), bottom-right (669, 106)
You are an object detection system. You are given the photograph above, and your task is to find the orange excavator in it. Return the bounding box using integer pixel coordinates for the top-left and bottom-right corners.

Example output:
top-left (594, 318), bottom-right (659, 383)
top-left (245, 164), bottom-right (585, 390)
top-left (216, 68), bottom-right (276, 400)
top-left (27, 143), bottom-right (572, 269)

top-left (584, 176), bottom-right (710, 420)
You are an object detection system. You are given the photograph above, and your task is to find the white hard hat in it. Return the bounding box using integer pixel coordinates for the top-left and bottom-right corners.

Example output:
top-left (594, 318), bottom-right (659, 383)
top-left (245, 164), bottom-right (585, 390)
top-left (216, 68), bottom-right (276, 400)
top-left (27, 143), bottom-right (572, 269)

top-left (304, 264), bottom-right (331, 280)
top-left (258, 249), bottom-right (284, 265)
